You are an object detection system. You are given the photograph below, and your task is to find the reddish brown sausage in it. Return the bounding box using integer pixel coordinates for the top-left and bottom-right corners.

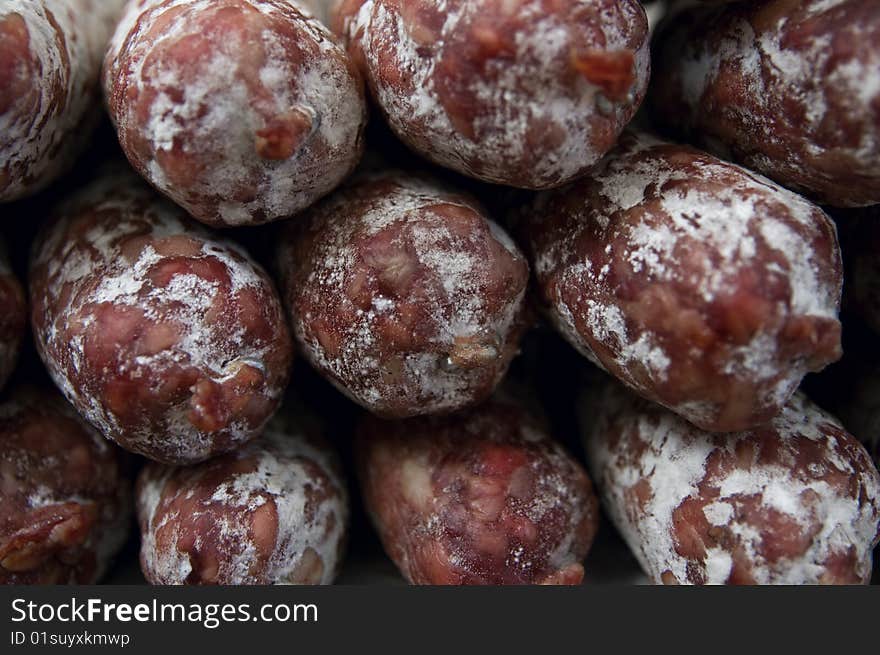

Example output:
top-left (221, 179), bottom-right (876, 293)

top-left (278, 171), bottom-right (529, 418)
top-left (0, 0), bottom-right (126, 201)
top-left (0, 389), bottom-right (131, 584)
top-left (30, 171), bottom-right (293, 464)
top-left (652, 0), bottom-right (880, 207)
top-left (137, 405), bottom-right (348, 585)
top-left (0, 242), bottom-right (25, 392)
top-left (334, 0), bottom-right (650, 189)
top-left (522, 131), bottom-right (842, 432)
top-left (104, 0), bottom-right (367, 226)
top-left (583, 384), bottom-right (880, 585)
top-left (357, 398), bottom-right (599, 585)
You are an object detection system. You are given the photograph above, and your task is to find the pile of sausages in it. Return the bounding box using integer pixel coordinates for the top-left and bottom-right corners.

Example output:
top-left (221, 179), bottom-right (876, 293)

top-left (0, 0), bottom-right (878, 586)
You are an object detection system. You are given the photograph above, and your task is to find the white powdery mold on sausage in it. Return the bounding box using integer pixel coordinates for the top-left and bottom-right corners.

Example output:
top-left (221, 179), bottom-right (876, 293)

top-left (0, 394), bottom-right (132, 584)
top-left (285, 172), bottom-right (529, 416)
top-left (30, 171), bottom-right (290, 463)
top-left (138, 420), bottom-right (348, 585)
top-left (437, 449), bottom-right (588, 580)
top-left (0, 0), bottom-right (126, 201)
top-left (597, 133), bottom-right (835, 315)
top-left (358, 400), bottom-right (598, 584)
top-left (583, 389), bottom-right (880, 585)
top-left (657, 0), bottom-right (880, 206)
top-left (528, 131), bottom-right (842, 430)
top-left (679, 10), bottom-right (835, 156)
top-left (136, 473), bottom-right (193, 582)
top-left (105, 0), bottom-right (366, 226)
top-left (348, 0), bottom-right (649, 188)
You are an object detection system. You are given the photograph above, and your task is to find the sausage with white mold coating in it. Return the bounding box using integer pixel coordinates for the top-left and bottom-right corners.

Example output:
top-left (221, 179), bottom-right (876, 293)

top-left (29, 171), bottom-right (293, 465)
top-left (651, 0), bottom-right (880, 207)
top-left (0, 0), bottom-right (126, 202)
top-left (356, 398), bottom-right (599, 585)
top-left (278, 170), bottom-right (530, 418)
top-left (521, 131), bottom-right (843, 432)
top-left (136, 406), bottom-right (348, 585)
top-left (582, 383), bottom-right (880, 585)
top-left (0, 389), bottom-right (132, 585)
top-left (103, 0), bottom-right (367, 227)
top-left (333, 0), bottom-right (650, 189)
top-left (0, 242), bottom-right (25, 392)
